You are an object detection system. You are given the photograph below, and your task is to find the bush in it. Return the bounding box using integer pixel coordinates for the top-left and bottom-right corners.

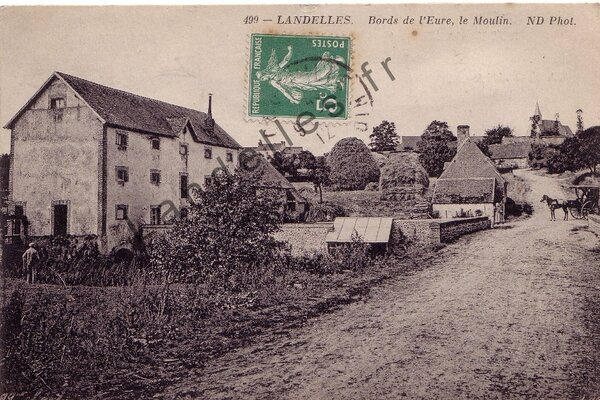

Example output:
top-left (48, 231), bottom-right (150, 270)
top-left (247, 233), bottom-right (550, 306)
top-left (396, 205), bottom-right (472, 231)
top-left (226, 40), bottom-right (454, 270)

top-left (305, 202), bottom-right (347, 222)
top-left (505, 197), bottom-right (533, 218)
top-left (148, 172), bottom-right (285, 288)
top-left (327, 137), bottom-right (380, 190)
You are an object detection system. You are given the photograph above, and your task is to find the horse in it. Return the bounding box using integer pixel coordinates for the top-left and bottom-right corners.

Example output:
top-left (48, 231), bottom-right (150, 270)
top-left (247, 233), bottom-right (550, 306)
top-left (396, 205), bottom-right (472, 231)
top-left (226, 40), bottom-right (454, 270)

top-left (540, 194), bottom-right (569, 221)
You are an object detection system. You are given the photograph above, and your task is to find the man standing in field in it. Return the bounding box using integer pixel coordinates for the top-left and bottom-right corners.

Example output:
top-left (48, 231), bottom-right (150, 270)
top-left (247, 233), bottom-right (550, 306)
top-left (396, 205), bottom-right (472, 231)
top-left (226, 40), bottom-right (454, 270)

top-left (22, 242), bottom-right (39, 284)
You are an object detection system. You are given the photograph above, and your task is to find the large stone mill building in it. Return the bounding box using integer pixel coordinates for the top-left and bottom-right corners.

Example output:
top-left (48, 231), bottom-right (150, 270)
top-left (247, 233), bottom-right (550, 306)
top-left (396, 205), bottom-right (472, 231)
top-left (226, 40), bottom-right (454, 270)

top-left (4, 72), bottom-right (241, 251)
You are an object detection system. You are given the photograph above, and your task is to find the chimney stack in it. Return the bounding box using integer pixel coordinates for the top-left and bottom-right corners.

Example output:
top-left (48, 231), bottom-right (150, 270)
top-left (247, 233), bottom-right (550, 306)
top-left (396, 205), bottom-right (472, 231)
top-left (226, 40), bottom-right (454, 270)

top-left (206, 93), bottom-right (215, 134)
top-left (457, 125), bottom-right (470, 146)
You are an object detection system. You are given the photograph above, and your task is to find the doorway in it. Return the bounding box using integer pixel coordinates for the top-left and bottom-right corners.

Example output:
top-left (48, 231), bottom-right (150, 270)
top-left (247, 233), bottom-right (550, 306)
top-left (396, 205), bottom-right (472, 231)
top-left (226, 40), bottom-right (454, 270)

top-left (53, 204), bottom-right (68, 236)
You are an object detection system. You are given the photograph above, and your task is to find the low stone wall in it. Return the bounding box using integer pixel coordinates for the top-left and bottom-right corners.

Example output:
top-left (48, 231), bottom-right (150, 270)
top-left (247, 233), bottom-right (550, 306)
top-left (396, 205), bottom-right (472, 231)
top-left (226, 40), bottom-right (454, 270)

top-left (276, 217), bottom-right (491, 255)
top-left (438, 217), bottom-right (491, 243)
top-left (274, 223), bottom-right (334, 256)
top-left (393, 216), bottom-right (490, 246)
top-left (588, 215), bottom-right (600, 236)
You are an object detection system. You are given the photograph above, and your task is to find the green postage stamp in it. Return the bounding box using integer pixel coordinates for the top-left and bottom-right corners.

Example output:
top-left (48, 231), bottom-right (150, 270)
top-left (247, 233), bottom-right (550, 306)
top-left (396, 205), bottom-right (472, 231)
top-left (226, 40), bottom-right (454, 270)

top-left (248, 33), bottom-right (351, 120)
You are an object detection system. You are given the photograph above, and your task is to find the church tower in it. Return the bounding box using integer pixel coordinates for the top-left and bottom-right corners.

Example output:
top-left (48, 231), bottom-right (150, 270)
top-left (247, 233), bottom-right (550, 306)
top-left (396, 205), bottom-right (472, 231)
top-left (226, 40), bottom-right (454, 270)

top-left (530, 102), bottom-right (542, 138)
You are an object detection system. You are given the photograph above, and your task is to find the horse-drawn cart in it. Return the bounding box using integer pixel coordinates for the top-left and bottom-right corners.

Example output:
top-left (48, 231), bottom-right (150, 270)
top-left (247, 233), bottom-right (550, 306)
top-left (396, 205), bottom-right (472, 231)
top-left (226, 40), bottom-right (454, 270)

top-left (568, 185), bottom-right (600, 219)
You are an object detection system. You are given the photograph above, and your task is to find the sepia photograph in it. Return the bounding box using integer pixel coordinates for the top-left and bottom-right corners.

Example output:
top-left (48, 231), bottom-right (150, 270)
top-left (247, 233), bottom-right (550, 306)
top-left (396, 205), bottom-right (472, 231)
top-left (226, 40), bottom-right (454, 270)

top-left (0, 4), bottom-right (599, 399)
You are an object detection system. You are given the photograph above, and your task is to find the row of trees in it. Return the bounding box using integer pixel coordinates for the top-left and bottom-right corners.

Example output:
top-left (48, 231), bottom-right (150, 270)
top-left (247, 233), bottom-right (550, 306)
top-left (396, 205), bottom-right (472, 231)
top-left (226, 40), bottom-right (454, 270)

top-left (533, 126), bottom-right (600, 174)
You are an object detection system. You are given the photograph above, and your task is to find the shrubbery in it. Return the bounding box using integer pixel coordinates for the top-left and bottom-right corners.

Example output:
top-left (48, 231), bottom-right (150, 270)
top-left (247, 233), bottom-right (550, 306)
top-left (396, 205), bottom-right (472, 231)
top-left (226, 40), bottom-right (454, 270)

top-left (327, 137), bottom-right (380, 190)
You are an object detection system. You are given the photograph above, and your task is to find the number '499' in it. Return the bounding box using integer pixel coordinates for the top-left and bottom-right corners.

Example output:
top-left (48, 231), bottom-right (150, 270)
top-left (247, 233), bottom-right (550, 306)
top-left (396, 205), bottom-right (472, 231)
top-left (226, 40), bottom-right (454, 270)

top-left (244, 16), bottom-right (259, 24)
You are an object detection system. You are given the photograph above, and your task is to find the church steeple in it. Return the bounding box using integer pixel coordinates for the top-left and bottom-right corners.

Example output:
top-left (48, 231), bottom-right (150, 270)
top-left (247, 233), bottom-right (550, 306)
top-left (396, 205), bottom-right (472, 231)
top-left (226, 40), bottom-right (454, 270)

top-left (533, 101), bottom-right (542, 120)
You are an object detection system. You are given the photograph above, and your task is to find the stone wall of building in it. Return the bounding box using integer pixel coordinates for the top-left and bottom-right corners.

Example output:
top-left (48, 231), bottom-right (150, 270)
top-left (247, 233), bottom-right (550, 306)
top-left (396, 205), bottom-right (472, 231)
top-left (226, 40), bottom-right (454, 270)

top-left (10, 78), bottom-right (102, 237)
top-left (274, 223), bottom-right (333, 256)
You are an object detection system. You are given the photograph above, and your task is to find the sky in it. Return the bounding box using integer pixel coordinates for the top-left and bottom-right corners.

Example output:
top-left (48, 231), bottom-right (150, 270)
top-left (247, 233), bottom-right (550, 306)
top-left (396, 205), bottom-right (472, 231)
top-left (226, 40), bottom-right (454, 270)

top-left (1, 4), bottom-right (599, 155)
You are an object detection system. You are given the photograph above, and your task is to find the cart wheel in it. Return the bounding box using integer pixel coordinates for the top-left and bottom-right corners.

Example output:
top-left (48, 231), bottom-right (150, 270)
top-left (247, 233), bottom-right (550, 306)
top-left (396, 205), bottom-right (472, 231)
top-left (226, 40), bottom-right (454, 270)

top-left (570, 207), bottom-right (583, 219)
top-left (581, 201), bottom-right (591, 220)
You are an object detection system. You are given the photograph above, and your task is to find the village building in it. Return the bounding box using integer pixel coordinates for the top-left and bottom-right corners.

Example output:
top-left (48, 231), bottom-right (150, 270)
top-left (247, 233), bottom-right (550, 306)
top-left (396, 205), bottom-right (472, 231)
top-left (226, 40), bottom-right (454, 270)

top-left (432, 126), bottom-right (507, 224)
top-left (488, 140), bottom-right (531, 170)
top-left (3, 71), bottom-right (242, 251)
top-left (247, 140), bottom-right (303, 160)
top-left (530, 102), bottom-right (574, 145)
top-left (239, 155), bottom-right (308, 222)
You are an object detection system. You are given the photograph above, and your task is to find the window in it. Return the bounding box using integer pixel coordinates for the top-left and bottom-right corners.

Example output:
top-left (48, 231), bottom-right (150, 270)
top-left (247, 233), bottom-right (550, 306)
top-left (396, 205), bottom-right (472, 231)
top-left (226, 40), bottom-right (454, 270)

top-left (150, 170), bottom-right (161, 185)
top-left (116, 131), bottom-right (128, 149)
top-left (226, 152), bottom-right (234, 162)
top-left (204, 147), bottom-right (212, 159)
top-left (115, 205), bottom-right (128, 220)
top-left (180, 174), bottom-right (189, 198)
top-left (180, 143), bottom-right (188, 156)
top-left (204, 176), bottom-right (213, 186)
top-left (150, 205), bottom-right (161, 225)
top-left (151, 138), bottom-right (160, 150)
top-left (50, 97), bottom-right (65, 109)
top-left (116, 166), bottom-right (129, 183)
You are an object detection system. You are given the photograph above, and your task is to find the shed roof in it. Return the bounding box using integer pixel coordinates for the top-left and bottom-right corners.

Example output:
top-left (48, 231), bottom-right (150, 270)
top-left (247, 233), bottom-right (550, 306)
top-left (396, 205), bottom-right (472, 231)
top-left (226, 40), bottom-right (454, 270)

top-left (5, 72), bottom-right (241, 149)
top-left (432, 178), bottom-right (496, 204)
top-left (326, 217), bottom-right (394, 244)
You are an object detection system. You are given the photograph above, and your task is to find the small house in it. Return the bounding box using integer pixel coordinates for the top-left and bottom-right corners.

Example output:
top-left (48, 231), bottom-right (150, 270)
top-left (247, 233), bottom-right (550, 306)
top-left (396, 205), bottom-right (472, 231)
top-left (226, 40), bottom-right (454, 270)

top-left (432, 129), bottom-right (506, 224)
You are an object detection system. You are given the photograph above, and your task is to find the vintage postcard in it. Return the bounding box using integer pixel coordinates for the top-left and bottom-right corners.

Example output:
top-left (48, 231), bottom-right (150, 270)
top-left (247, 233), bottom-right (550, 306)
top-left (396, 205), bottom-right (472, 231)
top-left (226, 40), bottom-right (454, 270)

top-left (1, 4), bottom-right (599, 399)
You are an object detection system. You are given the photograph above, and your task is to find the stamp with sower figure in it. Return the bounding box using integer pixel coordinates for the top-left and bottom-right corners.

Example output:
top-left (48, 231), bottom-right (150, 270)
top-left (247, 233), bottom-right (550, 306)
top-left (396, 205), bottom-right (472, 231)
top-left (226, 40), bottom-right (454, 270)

top-left (248, 33), bottom-right (351, 120)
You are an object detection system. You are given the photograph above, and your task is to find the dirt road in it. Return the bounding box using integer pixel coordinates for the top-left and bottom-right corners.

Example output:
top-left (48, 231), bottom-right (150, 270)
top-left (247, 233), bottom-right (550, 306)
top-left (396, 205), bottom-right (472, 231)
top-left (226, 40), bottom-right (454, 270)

top-left (161, 170), bottom-right (600, 399)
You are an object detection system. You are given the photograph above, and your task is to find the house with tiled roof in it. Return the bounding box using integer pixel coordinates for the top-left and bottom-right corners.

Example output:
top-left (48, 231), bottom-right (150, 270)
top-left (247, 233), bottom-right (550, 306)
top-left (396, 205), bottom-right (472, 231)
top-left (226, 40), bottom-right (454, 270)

top-left (239, 155), bottom-right (308, 222)
top-left (247, 140), bottom-right (303, 160)
top-left (432, 128), bottom-right (506, 224)
top-left (4, 71), bottom-right (242, 251)
top-left (489, 140), bottom-right (532, 170)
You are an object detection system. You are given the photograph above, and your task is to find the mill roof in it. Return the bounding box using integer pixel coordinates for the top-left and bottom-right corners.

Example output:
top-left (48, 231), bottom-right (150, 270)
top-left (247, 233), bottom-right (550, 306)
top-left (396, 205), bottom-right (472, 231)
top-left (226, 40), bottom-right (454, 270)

top-left (4, 72), bottom-right (241, 149)
top-left (432, 178), bottom-right (496, 204)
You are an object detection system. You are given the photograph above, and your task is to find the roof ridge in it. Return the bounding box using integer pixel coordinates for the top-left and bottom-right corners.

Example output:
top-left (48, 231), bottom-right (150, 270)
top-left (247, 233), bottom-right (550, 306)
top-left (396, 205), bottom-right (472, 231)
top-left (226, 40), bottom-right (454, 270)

top-left (56, 71), bottom-right (206, 117)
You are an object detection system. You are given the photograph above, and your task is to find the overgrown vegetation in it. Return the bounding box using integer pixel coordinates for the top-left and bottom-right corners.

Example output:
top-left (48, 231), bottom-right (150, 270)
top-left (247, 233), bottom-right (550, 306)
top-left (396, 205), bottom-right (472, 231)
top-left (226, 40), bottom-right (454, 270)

top-left (0, 170), bottom-right (419, 398)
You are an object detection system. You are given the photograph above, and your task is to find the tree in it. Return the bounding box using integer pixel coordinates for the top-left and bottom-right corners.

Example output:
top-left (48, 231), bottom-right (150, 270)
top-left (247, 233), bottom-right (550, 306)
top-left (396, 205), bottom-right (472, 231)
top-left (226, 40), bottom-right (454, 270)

top-left (476, 124), bottom-right (514, 157)
top-left (417, 121), bottom-right (457, 177)
top-left (297, 150), bottom-right (317, 170)
top-left (148, 173), bottom-right (284, 287)
top-left (308, 156), bottom-right (331, 203)
top-left (270, 151), bottom-right (297, 177)
top-left (369, 120), bottom-right (399, 152)
top-left (483, 125), bottom-right (513, 145)
top-left (579, 126), bottom-right (600, 174)
top-left (576, 109), bottom-right (584, 134)
top-left (327, 137), bottom-right (380, 190)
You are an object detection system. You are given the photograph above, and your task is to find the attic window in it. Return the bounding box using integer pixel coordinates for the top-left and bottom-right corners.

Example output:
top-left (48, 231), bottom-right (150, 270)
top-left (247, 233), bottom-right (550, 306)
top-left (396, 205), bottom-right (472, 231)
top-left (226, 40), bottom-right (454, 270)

top-left (151, 138), bottom-right (160, 150)
top-left (204, 147), bottom-right (212, 159)
top-left (50, 97), bottom-right (65, 109)
top-left (226, 152), bottom-right (233, 162)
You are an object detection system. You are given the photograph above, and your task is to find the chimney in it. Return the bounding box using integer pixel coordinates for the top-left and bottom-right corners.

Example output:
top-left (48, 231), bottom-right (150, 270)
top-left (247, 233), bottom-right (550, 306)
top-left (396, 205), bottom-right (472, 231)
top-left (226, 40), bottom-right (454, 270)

top-left (457, 125), bottom-right (470, 146)
top-left (206, 93), bottom-right (215, 134)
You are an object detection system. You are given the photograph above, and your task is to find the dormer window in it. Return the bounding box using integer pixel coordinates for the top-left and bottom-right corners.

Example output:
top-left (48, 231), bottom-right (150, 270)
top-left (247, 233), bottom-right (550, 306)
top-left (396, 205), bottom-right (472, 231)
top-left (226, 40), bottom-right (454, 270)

top-left (50, 97), bottom-right (65, 109)
top-left (151, 138), bottom-right (160, 150)
top-left (180, 143), bottom-right (188, 156)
